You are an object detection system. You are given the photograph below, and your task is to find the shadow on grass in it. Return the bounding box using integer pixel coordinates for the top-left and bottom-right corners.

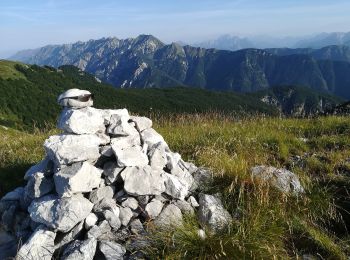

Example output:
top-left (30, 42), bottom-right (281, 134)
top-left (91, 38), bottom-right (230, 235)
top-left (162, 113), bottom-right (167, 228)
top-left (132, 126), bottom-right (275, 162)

top-left (0, 163), bottom-right (31, 197)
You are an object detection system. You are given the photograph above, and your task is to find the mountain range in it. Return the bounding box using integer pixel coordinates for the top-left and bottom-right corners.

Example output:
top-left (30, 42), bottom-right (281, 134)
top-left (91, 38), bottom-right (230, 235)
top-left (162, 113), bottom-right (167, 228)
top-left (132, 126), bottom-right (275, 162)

top-left (9, 34), bottom-right (350, 99)
top-left (192, 32), bottom-right (350, 51)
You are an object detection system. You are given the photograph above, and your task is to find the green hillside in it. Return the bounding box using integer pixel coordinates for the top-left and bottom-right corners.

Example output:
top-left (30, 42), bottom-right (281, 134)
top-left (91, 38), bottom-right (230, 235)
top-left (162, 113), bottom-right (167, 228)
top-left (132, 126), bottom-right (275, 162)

top-left (0, 61), bottom-right (277, 129)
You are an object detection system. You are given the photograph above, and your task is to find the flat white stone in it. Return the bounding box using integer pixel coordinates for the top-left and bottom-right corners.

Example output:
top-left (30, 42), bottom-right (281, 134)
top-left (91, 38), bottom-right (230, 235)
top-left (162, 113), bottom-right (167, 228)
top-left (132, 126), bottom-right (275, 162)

top-left (54, 162), bottom-right (102, 197)
top-left (28, 194), bottom-right (93, 232)
top-left (89, 186), bottom-right (115, 204)
top-left (121, 166), bottom-right (166, 196)
top-left (102, 109), bottom-right (129, 125)
top-left (44, 134), bottom-right (102, 166)
top-left (113, 146), bottom-right (149, 167)
top-left (100, 241), bottom-right (126, 260)
top-left (111, 134), bottom-right (141, 151)
top-left (58, 107), bottom-right (105, 134)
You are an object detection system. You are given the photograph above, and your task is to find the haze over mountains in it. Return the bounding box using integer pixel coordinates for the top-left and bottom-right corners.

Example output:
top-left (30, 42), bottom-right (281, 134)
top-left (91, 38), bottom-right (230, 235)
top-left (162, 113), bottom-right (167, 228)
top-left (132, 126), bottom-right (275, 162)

top-left (193, 32), bottom-right (350, 51)
top-left (9, 33), bottom-right (350, 99)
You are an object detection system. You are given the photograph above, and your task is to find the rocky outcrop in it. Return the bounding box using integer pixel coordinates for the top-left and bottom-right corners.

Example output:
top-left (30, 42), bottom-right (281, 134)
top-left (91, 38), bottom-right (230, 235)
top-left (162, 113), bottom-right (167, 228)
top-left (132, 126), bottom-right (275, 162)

top-left (0, 90), bottom-right (233, 259)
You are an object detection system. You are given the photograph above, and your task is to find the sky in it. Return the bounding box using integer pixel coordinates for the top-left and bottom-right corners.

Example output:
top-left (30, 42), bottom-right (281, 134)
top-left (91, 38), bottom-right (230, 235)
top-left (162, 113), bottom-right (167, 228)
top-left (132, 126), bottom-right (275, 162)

top-left (1, 0), bottom-right (350, 58)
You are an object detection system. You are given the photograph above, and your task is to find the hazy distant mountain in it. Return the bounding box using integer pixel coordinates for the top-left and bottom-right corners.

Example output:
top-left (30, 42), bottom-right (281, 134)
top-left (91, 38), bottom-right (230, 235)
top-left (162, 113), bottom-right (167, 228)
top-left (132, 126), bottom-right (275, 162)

top-left (193, 35), bottom-right (255, 51)
top-left (10, 35), bottom-right (350, 99)
top-left (193, 35), bottom-right (304, 50)
top-left (295, 32), bottom-right (350, 48)
top-left (193, 32), bottom-right (350, 51)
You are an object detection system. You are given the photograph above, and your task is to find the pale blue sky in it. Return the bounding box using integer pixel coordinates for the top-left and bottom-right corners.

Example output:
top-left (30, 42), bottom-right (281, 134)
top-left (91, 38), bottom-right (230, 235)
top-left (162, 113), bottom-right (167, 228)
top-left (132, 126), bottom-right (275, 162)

top-left (1, 0), bottom-right (350, 57)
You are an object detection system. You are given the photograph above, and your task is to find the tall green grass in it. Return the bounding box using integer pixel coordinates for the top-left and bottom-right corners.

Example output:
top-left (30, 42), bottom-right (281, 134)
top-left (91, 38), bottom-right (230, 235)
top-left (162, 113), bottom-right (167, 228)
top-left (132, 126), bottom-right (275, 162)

top-left (0, 115), bottom-right (349, 258)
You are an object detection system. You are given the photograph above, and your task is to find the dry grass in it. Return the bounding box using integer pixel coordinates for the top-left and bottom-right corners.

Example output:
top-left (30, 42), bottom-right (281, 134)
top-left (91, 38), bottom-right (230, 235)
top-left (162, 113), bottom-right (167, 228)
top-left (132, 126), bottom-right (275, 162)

top-left (0, 114), bottom-right (350, 258)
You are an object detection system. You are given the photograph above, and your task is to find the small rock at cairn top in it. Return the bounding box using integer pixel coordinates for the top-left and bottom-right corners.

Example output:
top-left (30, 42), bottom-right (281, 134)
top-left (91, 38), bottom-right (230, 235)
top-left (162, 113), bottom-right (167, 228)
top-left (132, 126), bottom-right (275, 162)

top-left (0, 89), bottom-right (234, 259)
top-left (57, 88), bottom-right (94, 108)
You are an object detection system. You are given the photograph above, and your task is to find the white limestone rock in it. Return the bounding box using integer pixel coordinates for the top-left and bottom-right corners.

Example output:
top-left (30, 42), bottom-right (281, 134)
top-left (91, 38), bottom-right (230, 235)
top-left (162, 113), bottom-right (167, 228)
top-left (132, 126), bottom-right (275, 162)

top-left (198, 194), bottom-right (232, 233)
top-left (93, 198), bottom-right (119, 216)
top-left (164, 173), bottom-right (190, 200)
top-left (54, 221), bottom-right (84, 250)
top-left (119, 207), bottom-right (133, 226)
top-left (121, 166), bottom-right (166, 196)
top-left (54, 161), bottom-right (102, 197)
top-left (154, 204), bottom-right (183, 228)
top-left (121, 197), bottom-right (139, 210)
top-left (145, 199), bottom-right (164, 219)
top-left (25, 172), bottom-right (54, 199)
top-left (113, 145), bottom-right (149, 167)
top-left (107, 114), bottom-right (139, 137)
top-left (192, 167), bottom-right (213, 190)
top-left (24, 157), bottom-right (54, 181)
top-left (58, 107), bottom-right (105, 134)
top-left (187, 196), bottom-right (199, 208)
top-left (111, 134), bottom-right (141, 151)
top-left (166, 152), bottom-right (181, 171)
top-left (89, 186), bottom-right (115, 204)
top-left (171, 162), bottom-right (195, 191)
top-left (251, 166), bottom-right (305, 194)
top-left (148, 142), bottom-right (167, 170)
top-left (130, 116), bottom-right (152, 132)
top-left (102, 109), bottom-right (129, 125)
top-left (16, 225), bottom-right (56, 260)
top-left (61, 238), bottom-right (97, 260)
top-left (174, 200), bottom-right (195, 215)
top-left (100, 145), bottom-right (114, 157)
top-left (44, 134), bottom-right (102, 166)
top-left (103, 210), bottom-right (121, 230)
top-left (28, 194), bottom-right (94, 232)
top-left (87, 220), bottom-right (112, 240)
top-left (84, 213), bottom-right (98, 230)
top-left (99, 241), bottom-right (126, 260)
top-left (141, 128), bottom-right (168, 149)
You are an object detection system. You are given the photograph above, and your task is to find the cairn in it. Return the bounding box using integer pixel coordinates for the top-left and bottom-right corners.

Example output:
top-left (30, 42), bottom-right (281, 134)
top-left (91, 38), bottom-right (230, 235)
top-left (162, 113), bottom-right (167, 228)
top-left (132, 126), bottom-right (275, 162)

top-left (0, 89), bottom-right (232, 259)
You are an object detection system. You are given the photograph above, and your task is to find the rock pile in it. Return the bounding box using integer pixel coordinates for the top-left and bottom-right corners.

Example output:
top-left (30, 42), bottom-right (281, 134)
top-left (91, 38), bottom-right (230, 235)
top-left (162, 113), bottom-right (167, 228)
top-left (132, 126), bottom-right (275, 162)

top-left (0, 89), bottom-right (232, 259)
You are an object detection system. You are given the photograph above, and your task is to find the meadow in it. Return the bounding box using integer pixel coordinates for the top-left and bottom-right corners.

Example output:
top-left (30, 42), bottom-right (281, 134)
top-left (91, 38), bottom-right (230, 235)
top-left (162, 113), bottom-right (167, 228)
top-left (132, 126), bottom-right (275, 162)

top-left (1, 114), bottom-right (349, 259)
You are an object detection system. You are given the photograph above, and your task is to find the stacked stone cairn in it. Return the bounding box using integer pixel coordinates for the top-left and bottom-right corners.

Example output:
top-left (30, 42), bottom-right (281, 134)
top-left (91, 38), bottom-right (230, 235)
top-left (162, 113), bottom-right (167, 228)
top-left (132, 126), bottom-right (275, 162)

top-left (0, 89), bottom-right (233, 260)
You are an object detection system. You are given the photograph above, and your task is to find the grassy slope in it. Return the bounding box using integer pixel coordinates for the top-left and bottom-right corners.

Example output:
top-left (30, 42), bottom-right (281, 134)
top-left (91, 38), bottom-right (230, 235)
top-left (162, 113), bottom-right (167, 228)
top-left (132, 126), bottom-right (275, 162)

top-left (0, 62), bottom-right (277, 130)
top-left (1, 115), bottom-right (349, 258)
top-left (0, 60), bottom-right (27, 80)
